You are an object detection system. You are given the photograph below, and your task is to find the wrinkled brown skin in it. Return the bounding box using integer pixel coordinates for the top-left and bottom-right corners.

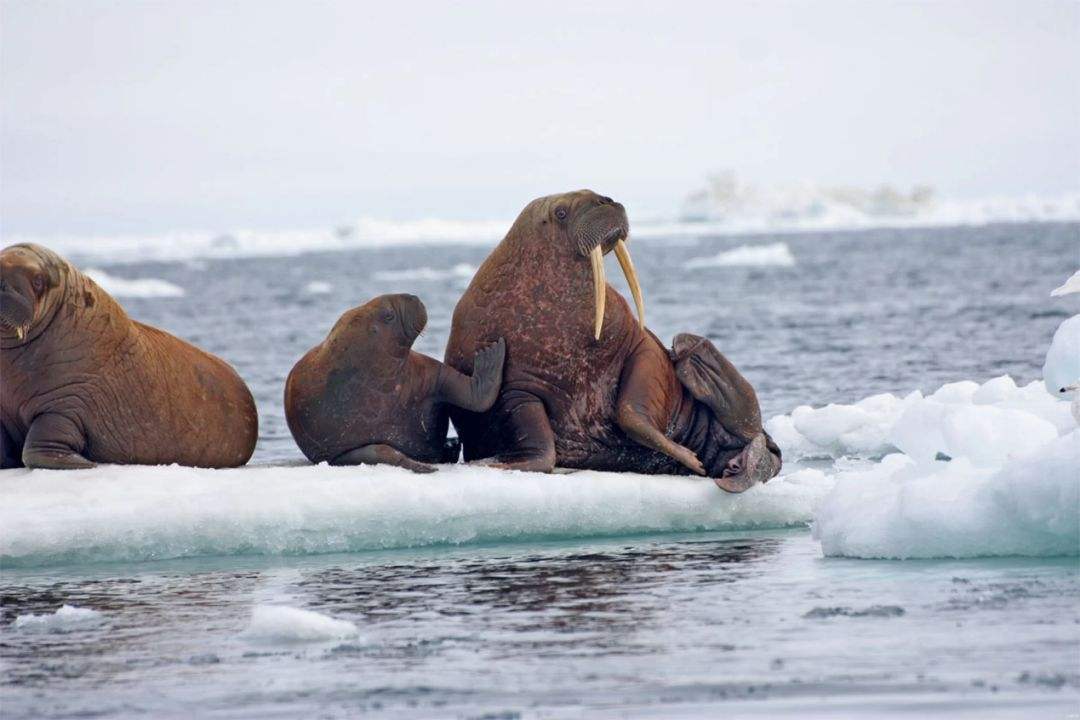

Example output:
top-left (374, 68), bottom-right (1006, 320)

top-left (284, 294), bottom-right (505, 473)
top-left (444, 190), bottom-right (781, 492)
top-left (0, 244), bottom-right (258, 469)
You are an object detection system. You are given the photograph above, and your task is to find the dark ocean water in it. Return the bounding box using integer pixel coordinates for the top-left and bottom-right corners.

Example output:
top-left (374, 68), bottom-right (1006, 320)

top-left (2, 222), bottom-right (1078, 718)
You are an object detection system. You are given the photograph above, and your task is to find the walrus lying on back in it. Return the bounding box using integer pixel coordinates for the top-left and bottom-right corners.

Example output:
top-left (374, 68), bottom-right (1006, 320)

top-left (0, 243), bottom-right (258, 469)
top-left (284, 294), bottom-right (505, 473)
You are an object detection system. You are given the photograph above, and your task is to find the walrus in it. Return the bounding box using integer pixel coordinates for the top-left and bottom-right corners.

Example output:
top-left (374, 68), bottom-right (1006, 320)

top-left (284, 293), bottom-right (505, 473)
top-left (0, 243), bottom-right (258, 469)
top-left (444, 190), bottom-right (782, 492)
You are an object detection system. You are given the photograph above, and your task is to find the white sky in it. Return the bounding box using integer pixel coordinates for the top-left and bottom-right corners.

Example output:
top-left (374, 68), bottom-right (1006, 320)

top-left (2, 0), bottom-right (1078, 234)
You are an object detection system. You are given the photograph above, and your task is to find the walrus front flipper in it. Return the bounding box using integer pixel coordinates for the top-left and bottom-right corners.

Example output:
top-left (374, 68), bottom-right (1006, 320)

top-left (22, 413), bottom-right (95, 470)
top-left (482, 389), bottom-right (556, 473)
top-left (436, 338), bottom-right (506, 412)
top-left (615, 334), bottom-right (706, 476)
top-left (671, 333), bottom-right (762, 441)
top-left (331, 444), bottom-right (437, 474)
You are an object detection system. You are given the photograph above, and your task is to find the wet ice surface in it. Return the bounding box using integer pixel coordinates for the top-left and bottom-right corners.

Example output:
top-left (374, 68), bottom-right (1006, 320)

top-left (1, 532), bottom-right (1077, 718)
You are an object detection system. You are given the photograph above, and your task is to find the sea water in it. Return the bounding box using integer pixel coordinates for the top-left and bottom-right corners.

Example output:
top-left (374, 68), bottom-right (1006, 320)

top-left (2, 222), bottom-right (1078, 717)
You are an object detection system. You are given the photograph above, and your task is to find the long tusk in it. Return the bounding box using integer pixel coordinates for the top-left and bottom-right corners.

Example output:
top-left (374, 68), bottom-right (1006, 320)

top-left (614, 238), bottom-right (644, 330)
top-left (590, 245), bottom-right (606, 340)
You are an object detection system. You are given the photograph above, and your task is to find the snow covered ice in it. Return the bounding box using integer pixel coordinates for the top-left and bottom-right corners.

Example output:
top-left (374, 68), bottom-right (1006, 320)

top-left (766, 314), bottom-right (1080, 559)
top-left (0, 462), bottom-right (833, 568)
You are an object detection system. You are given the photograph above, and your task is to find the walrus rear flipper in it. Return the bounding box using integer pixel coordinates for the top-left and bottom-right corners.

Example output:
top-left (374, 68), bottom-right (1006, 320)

top-left (671, 333), bottom-right (763, 441)
top-left (671, 333), bottom-right (781, 491)
top-left (331, 444), bottom-right (437, 474)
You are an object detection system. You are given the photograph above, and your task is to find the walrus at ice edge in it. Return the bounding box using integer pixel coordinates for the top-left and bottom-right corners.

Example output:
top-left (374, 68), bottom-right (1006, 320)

top-left (444, 190), bottom-right (781, 492)
top-left (0, 243), bottom-right (258, 469)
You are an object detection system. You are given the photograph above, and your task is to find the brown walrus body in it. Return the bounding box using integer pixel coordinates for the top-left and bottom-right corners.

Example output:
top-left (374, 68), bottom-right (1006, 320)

top-left (0, 243), bottom-right (257, 469)
top-left (284, 294), bottom-right (505, 473)
top-left (444, 190), bottom-right (781, 492)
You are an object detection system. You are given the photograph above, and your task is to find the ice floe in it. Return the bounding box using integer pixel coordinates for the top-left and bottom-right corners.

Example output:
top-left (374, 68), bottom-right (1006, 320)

top-left (11, 605), bottom-right (104, 633)
top-left (684, 242), bottom-right (796, 269)
top-left (813, 431), bottom-right (1079, 559)
top-left (0, 463), bottom-right (833, 568)
top-left (84, 268), bottom-right (185, 298)
top-left (303, 280), bottom-right (334, 295)
top-left (242, 605), bottom-right (358, 643)
top-left (766, 374), bottom-right (1076, 463)
top-left (768, 331), bottom-right (1079, 560)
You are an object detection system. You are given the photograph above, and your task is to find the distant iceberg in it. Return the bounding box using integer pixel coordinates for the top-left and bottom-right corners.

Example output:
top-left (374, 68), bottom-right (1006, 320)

top-left (679, 171), bottom-right (1080, 230)
top-left (684, 242), bottom-right (795, 269)
top-left (84, 268), bottom-right (185, 298)
top-left (8, 182), bottom-right (1078, 265)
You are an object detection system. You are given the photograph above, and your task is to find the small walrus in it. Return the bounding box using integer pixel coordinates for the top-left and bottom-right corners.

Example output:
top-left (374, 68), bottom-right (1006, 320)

top-left (284, 294), bottom-right (505, 472)
top-left (0, 243), bottom-right (258, 469)
top-left (444, 190), bottom-right (781, 491)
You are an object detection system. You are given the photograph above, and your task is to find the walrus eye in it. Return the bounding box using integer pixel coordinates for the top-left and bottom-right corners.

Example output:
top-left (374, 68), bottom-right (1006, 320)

top-left (31, 274), bottom-right (45, 293)
top-left (554, 207), bottom-right (568, 221)
top-left (379, 309), bottom-right (394, 324)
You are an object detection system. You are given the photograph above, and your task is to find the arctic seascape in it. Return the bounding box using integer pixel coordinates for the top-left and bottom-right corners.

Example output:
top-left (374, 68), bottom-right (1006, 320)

top-left (2, 220), bottom-right (1078, 718)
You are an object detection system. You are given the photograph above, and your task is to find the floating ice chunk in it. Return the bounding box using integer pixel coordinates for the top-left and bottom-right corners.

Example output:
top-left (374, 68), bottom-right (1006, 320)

top-left (84, 268), bottom-right (185, 298)
top-left (12, 605), bottom-right (104, 632)
top-left (1043, 315), bottom-right (1080, 397)
top-left (1050, 269), bottom-right (1080, 297)
top-left (303, 281), bottom-right (333, 295)
top-left (243, 605), bottom-right (358, 643)
top-left (372, 263), bottom-right (476, 282)
top-left (891, 401), bottom-right (1057, 467)
top-left (929, 380), bottom-right (979, 404)
top-left (0, 463), bottom-right (834, 568)
top-left (766, 391), bottom-right (917, 460)
top-left (769, 374), bottom-right (1074, 463)
top-left (684, 242), bottom-right (796, 269)
top-left (814, 431), bottom-right (1080, 559)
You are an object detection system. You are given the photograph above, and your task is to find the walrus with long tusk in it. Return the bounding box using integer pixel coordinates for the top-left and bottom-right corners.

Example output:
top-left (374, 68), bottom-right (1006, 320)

top-left (0, 243), bottom-right (258, 469)
top-left (284, 294), bottom-right (506, 472)
top-left (443, 190), bottom-right (781, 492)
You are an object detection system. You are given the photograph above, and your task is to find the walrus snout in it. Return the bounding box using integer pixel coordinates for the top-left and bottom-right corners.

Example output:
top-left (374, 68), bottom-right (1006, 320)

top-left (570, 198), bottom-right (644, 341)
top-left (390, 293), bottom-right (427, 341)
top-left (715, 433), bottom-right (782, 493)
top-left (0, 249), bottom-right (45, 340)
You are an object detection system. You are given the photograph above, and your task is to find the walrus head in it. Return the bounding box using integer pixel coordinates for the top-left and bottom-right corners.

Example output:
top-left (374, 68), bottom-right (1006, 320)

top-left (326, 293), bottom-right (428, 359)
top-left (517, 190), bottom-right (644, 341)
top-left (0, 243), bottom-right (64, 345)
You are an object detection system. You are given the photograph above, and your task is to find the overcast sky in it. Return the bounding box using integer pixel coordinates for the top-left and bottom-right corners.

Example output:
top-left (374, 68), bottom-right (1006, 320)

top-left (2, 0), bottom-right (1077, 235)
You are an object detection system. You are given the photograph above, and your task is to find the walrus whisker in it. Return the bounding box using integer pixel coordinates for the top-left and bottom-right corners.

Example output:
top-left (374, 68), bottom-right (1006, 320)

top-left (590, 245), bottom-right (606, 340)
top-left (614, 238), bottom-right (644, 330)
